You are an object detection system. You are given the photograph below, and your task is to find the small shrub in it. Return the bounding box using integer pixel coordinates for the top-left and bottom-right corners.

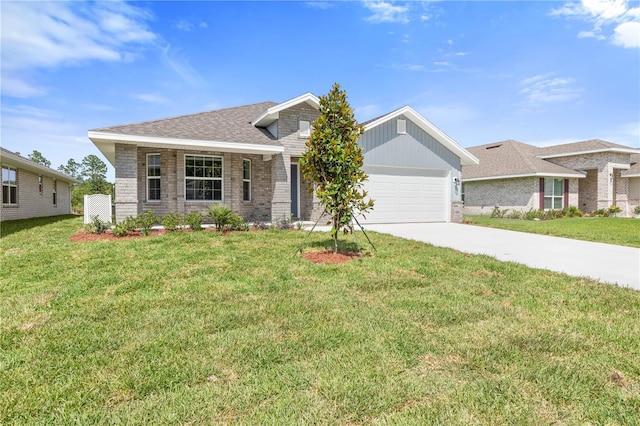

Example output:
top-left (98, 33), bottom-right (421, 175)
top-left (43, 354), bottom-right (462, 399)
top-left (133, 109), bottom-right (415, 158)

top-left (162, 212), bottom-right (184, 232)
top-left (275, 214), bottom-right (294, 230)
top-left (254, 220), bottom-right (270, 230)
top-left (635, 205), bottom-right (640, 215)
top-left (184, 211), bottom-right (203, 231)
top-left (507, 210), bottom-right (523, 220)
top-left (136, 209), bottom-right (158, 237)
top-left (462, 217), bottom-right (474, 224)
top-left (523, 208), bottom-right (544, 220)
top-left (207, 204), bottom-right (244, 232)
top-left (562, 206), bottom-right (583, 218)
top-left (84, 215), bottom-right (110, 234)
top-left (608, 205), bottom-right (621, 216)
top-left (112, 216), bottom-right (138, 237)
top-left (490, 206), bottom-right (509, 218)
top-left (593, 208), bottom-right (606, 217)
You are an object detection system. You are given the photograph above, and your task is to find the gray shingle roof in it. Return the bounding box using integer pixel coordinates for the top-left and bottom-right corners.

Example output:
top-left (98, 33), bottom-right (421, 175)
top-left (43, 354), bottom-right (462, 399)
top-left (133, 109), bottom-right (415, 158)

top-left (537, 139), bottom-right (637, 157)
top-left (90, 101), bottom-right (280, 146)
top-left (462, 140), bottom-right (585, 180)
top-left (622, 153), bottom-right (640, 177)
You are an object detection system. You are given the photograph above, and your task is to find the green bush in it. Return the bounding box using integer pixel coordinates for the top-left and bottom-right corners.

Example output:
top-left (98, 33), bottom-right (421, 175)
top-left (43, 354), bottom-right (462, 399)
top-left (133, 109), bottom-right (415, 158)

top-left (184, 211), bottom-right (203, 231)
top-left (136, 210), bottom-right (158, 237)
top-left (84, 216), bottom-right (110, 234)
top-left (207, 204), bottom-right (244, 232)
top-left (635, 205), bottom-right (640, 215)
top-left (162, 212), bottom-right (184, 232)
top-left (490, 207), bottom-right (509, 218)
top-left (523, 208), bottom-right (544, 220)
top-left (112, 217), bottom-right (136, 238)
top-left (507, 210), bottom-right (523, 220)
top-left (562, 206), bottom-right (583, 218)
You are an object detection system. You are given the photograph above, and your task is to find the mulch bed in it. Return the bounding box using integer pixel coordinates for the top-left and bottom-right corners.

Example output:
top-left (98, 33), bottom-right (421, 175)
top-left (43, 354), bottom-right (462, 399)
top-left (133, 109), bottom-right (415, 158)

top-left (302, 249), bottom-right (361, 264)
top-left (69, 229), bottom-right (169, 242)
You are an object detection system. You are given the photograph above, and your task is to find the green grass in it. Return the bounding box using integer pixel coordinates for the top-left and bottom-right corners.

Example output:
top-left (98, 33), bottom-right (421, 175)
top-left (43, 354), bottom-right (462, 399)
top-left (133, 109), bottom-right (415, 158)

top-left (2, 216), bottom-right (639, 425)
top-left (466, 215), bottom-right (640, 248)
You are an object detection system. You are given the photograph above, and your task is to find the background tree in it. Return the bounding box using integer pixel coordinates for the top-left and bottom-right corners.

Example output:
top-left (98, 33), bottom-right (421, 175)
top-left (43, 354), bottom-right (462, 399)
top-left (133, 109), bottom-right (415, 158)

top-left (81, 154), bottom-right (108, 182)
top-left (28, 150), bottom-right (51, 167)
top-left (58, 159), bottom-right (81, 179)
top-left (299, 83), bottom-right (374, 254)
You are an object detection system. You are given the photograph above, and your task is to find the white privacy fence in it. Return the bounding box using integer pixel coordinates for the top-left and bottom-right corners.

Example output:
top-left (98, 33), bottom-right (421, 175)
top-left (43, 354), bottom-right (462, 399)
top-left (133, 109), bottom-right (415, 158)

top-left (84, 194), bottom-right (112, 224)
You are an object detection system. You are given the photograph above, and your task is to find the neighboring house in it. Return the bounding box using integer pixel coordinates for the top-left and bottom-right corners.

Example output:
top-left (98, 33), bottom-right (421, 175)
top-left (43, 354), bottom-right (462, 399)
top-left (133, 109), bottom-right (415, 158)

top-left (88, 93), bottom-right (478, 224)
top-left (462, 139), bottom-right (640, 217)
top-left (1, 148), bottom-right (79, 221)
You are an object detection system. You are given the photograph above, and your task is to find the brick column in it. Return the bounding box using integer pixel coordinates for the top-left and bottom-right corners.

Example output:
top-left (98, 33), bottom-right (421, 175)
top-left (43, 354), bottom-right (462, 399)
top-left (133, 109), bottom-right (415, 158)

top-left (270, 152), bottom-right (291, 222)
top-left (114, 144), bottom-right (139, 222)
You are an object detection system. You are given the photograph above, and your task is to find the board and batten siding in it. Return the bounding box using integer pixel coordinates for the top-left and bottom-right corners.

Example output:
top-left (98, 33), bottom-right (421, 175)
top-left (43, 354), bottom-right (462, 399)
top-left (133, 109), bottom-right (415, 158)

top-left (359, 115), bottom-right (462, 203)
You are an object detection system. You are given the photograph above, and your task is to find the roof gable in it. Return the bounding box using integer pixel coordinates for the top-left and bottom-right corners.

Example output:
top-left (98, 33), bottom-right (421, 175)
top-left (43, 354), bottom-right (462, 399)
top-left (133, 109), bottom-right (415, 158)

top-left (363, 106), bottom-right (479, 166)
top-left (251, 93), bottom-right (320, 128)
top-left (537, 139), bottom-right (639, 158)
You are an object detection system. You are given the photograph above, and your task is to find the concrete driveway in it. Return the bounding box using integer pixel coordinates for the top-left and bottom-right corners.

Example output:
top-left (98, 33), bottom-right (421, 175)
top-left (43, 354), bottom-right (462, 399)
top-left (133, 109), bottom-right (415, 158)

top-left (362, 223), bottom-right (640, 290)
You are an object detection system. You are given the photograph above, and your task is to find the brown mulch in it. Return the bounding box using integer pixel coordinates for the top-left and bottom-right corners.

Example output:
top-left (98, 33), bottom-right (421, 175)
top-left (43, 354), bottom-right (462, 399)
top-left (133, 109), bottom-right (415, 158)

top-left (302, 249), bottom-right (361, 264)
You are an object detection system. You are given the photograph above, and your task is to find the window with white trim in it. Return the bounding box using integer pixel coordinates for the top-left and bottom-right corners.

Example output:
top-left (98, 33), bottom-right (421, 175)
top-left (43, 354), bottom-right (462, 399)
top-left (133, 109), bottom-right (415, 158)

top-left (2, 166), bottom-right (17, 205)
top-left (147, 154), bottom-right (161, 201)
top-left (185, 155), bottom-right (223, 201)
top-left (544, 178), bottom-right (563, 209)
top-left (39, 175), bottom-right (43, 194)
top-left (242, 159), bottom-right (251, 202)
top-left (299, 120), bottom-right (310, 138)
top-left (397, 119), bottom-right (407, 134)
top-left (52, 179), bottom-right (57, 206)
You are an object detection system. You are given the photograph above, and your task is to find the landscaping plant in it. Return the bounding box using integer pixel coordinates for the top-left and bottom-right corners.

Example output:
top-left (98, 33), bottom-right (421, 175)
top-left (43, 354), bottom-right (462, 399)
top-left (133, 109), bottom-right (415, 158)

top-left (299, 83), bottom-right (374, 253)
top-left (135, 209), bottom-right (158, 236)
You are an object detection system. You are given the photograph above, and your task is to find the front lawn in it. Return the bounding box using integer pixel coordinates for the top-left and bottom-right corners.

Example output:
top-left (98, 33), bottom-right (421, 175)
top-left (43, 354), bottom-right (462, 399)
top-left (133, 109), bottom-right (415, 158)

top-left (1, 216), bottom-right (639, 424)
top-left (466, 215), bottom-right (640, 248)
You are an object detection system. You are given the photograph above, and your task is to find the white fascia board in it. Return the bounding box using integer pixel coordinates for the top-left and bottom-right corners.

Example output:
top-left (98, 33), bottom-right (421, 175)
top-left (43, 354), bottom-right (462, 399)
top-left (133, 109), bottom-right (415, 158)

top-left (363, 106), bottom-right (480, 166)
top-left (537, 148), bottom-right (640, 159)
top-left (88, 132), bottom-right (285, 165)
top-left (0, 151), bottom-right (80, 183)
top-left (251, 93), bottom-right (320, 127)
top-left (622, 172), bottom-right (640, 178)
top-left (462, 172), bottom-right (586, 182)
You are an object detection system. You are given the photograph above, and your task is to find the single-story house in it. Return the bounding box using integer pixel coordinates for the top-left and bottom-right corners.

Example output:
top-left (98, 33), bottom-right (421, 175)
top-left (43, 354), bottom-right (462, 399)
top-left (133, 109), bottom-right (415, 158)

top-left (462, 139), bottom-right (640, 217)
top-left (1, 148), bottom-right (79, 221)
top-left (88, 93), bottom-right (478, 224)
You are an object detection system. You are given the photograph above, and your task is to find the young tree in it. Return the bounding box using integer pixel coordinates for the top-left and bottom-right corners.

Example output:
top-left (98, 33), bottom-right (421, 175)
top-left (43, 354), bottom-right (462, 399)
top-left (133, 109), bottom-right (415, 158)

top-left (299, 83), bottom-right (374, 254)
top-left (28, 150), bottom-right (51, 167)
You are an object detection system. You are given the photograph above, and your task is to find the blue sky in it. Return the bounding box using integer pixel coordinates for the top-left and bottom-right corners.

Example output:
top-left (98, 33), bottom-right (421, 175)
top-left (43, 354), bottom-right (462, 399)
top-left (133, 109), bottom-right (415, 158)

top-left (2, 0), bottom-right (639, 181)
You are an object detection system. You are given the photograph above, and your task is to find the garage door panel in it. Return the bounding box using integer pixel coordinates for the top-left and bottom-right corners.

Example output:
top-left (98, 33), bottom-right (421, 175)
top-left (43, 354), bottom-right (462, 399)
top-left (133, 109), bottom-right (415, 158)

top-left (361, 166), bottom-right (448, 223)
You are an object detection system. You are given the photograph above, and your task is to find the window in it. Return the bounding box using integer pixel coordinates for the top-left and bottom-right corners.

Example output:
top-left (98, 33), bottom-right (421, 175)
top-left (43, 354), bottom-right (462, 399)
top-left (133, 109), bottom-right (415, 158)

top-left (243, 159), bottom-right (251, 202)
top-left (461, 183), bottom-right (465, 203)
top-left (544, 178), bottom-right (564, 209)
top-left (185, 155), bottom-right (222, 201)
top-left (39, 175), bottom-right (43, 194)
top-left (397, 119), bottom-right (407, 134)
top-left (52, 179), bottom-right (57, 206)
top-left (299, 120), bottom-right (310, 138)
top-left (2, 166), bottom-right (17, 204)
top-left (147, 154), bottom-right (161, 201)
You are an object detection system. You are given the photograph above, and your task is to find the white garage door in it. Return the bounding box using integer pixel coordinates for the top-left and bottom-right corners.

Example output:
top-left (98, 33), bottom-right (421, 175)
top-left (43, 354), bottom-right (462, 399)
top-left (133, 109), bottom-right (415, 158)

top-left (360, 166), bottom-right (449, 223)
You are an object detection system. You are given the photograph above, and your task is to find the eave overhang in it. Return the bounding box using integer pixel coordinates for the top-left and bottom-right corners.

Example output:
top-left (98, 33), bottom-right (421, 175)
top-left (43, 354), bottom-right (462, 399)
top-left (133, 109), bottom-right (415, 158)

top-left (88, 131), bottom-right (285, 167)
top-left (462, 172), bottom-right (586, 182)
top-left (537, 148), bottom-right (640, 159)
top-left (0, 150), bottom-right (80, 183)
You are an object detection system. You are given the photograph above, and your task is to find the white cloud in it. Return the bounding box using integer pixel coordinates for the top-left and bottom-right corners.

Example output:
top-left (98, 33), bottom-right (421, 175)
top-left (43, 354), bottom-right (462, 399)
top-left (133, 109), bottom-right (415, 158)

top-left (0, 1), bottom-right (156, 97)
top-left (355, 104), bottom-right (383, 121)
top-left (613, 20), bottom-right (640, 47)
top-left (551, 0), bottom-right (640, 48)
top-left (391, 64), bottom-right (426, 71)
top-left (132, 93), bottom-right (168, 104)
top-left (519, 74), bottom-right (582, 105)
top-left (306, 2), bottom-right (334, 10)
top-left (363, 1), bottom-right (410, 24)
top-left (175, 19), bottom-right (194, 31)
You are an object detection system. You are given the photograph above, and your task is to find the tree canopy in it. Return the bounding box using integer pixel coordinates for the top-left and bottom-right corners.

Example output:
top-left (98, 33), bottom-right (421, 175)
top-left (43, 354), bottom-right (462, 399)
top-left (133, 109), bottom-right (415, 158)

top-left (28, 150), bottom-right (51, 167)
top-left (299, 83), bottom-right (374, 253)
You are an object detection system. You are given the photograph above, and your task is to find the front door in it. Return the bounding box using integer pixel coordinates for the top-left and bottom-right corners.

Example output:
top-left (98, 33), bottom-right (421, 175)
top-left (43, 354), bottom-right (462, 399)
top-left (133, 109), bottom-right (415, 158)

top-left (291, 163), bottom-right (299, 219)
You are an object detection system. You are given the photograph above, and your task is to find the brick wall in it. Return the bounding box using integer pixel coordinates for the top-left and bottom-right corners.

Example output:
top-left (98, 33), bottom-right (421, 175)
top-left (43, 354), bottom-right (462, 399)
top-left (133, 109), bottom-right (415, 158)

top-left (114, 144), bottom-right (138, 222)
top-left (463, 177), bottom-right (539, 215)
top-left (1, 168), bottom-right (72, 221)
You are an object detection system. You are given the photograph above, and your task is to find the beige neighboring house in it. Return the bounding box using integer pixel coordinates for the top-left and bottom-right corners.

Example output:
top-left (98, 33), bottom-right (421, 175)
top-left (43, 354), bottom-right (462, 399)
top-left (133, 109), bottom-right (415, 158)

top-left (1, 148), bottom-right (80, 221)
top-left (462, 139), bottom-right (640, 217)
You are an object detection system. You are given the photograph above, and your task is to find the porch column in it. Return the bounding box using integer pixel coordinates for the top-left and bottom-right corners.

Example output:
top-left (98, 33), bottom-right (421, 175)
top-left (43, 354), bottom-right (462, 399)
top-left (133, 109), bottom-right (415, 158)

top-left (270, 152), bottom-right (291, 222)
top-left (114, 144), bottom-right (138, 222)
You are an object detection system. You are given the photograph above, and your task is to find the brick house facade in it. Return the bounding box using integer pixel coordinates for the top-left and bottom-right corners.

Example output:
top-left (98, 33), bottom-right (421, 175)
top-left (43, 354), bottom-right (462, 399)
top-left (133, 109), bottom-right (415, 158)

top-left (1, 148), bottom-right (78, 221)
top-left (462, 140), bottom-right (640, 217)
top-left (89, 93), bottom-right (478, 224)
